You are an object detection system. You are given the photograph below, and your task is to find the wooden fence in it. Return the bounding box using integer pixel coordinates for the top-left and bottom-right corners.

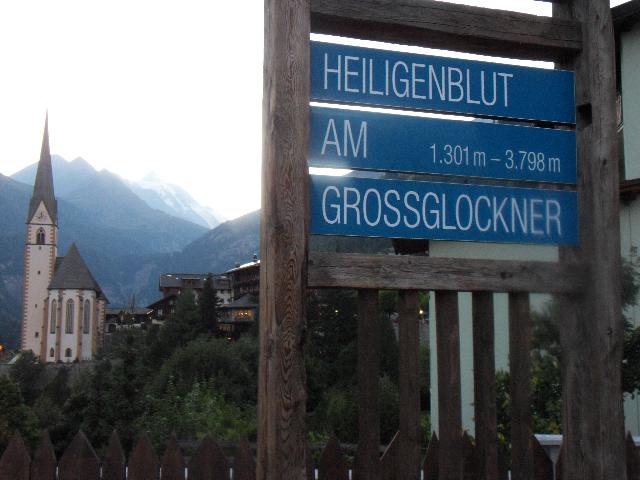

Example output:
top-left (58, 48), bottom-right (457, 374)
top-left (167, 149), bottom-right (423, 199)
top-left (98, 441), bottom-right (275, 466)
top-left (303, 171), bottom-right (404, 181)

top-left (2, 429), bottom-right (640, 479)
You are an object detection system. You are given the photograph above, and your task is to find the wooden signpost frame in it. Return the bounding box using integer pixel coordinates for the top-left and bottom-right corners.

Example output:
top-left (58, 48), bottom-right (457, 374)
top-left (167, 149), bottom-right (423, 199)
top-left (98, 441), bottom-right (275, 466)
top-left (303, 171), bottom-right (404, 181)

top-left (258, 0), bottom-right (624, 479)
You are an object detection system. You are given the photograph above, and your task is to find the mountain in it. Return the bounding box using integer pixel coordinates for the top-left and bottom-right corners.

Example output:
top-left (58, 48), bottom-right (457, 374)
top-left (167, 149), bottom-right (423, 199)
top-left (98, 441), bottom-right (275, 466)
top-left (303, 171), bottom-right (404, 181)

top-left (12, 158), bottom-right (223, 229)
top-left (128, 172), bottom-right (225, 229)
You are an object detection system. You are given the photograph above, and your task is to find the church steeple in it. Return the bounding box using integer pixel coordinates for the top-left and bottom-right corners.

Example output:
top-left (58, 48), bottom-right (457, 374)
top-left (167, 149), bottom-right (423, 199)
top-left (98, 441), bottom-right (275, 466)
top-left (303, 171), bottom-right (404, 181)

top-left (27, 113), bottom-right (57, 224)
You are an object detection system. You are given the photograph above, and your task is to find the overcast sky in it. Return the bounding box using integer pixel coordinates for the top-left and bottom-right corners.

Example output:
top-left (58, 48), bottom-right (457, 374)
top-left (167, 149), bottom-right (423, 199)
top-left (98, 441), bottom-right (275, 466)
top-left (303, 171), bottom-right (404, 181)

top-left (0, 0), bottom-right (628, 220)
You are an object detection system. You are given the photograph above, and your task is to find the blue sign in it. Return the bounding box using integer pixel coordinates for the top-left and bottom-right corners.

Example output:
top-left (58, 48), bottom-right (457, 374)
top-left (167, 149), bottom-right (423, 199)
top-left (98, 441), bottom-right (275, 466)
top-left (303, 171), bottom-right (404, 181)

top-left (311, 41), bottom-right (576, 124)
top-left (310, 106), bottom-right (576, 184)
top-left (310, 175), bottom-right (578, 245)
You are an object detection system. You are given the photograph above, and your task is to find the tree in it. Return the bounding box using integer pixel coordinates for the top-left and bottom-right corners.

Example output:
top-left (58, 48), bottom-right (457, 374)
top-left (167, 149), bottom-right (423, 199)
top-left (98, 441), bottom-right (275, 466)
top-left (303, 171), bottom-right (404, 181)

top-left (9, 350), bottom-right (44, 405)
top-left (201, 273), bottom-right (221, 337)
top-left (158, 289), bottom-right (201, 356)
top-left (0, 376), bottom-right (38, 451)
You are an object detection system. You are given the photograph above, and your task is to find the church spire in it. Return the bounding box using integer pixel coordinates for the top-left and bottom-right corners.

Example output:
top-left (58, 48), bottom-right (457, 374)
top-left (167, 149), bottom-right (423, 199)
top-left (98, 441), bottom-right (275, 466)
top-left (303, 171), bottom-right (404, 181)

top-left (27, 113), bottom-right (57, 223)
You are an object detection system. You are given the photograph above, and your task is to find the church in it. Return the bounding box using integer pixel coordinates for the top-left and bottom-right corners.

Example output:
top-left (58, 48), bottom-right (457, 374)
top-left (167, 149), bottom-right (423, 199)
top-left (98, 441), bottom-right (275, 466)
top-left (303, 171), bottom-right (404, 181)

top-left (20, 116), bottom-right (107, 362)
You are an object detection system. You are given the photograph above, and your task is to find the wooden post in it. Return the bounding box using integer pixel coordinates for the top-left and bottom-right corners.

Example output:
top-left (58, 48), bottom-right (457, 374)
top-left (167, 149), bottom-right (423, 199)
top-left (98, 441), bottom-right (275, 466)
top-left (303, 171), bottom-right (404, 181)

top-left (398, 290), bottom-right (421, 480)
top-left (436, 290), bottom-right (462, 480)
top-left (356, 289), bottom-right (381, 480)
top-left (553, 1), bottom-right (626, 478)
top-left (509, 292), bottom-right (533, 480)
top-left (258, 0), bottom-right (310, 478)
top-left (472, 291), bottom-right (499, 480)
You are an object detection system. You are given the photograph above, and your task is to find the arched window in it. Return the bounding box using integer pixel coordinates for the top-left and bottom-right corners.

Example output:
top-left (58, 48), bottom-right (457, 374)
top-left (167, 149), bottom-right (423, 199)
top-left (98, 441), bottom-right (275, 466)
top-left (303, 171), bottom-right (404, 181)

top-left (50, 300), bottom-right (57, 334)
top-left (49, 348), bottom-right (55, 358)
top-left (65, 348), bottom-right (72, 358)
top-left (83, 299), bottom-right (91, 334)
top-left (36, 228), bottom-right (45, 245)
top-left (65, 299), bottom-right (74, 334)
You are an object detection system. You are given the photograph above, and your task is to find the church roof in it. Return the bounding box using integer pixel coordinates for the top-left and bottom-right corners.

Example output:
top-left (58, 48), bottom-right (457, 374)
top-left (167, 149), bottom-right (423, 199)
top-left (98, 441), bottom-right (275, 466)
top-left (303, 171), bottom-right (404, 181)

top-left (49, 243), bottom-right (104, 295)
top-left (27, 114), bottom-right (58, 224)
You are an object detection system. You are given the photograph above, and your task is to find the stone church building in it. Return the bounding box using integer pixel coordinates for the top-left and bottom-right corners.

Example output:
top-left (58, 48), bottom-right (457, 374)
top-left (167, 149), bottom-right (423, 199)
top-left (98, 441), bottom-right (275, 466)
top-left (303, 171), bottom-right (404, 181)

top-left (21, 117), bottom-right (107, 362)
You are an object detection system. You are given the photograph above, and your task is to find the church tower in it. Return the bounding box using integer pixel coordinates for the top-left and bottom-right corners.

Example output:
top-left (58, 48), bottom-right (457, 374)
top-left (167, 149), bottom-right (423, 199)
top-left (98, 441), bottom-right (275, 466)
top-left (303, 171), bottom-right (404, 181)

top-left (21, 115), bottom-right (58, 356)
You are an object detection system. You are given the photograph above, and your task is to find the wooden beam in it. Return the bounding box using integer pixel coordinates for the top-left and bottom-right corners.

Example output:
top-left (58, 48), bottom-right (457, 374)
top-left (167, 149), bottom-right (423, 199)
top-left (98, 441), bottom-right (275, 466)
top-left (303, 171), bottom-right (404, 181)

top-left (397, 290), bottom-right (421, 480)
top-left (471, 292), bottom-right (499, 480)
top-left (508, 293), bottom-right (533, 480)
top-left (308, 252), bottom-right (585, 293)
top-left (310, 0), bottom-right (581, 62)
top-left (554, 0), bottom-right (627, 478)
top-left (257, 0), bottom-right (310, 478)
top-left (356, 289), bottom-right (381, 480)
top-left (436, 291), bottom-right (462, 480)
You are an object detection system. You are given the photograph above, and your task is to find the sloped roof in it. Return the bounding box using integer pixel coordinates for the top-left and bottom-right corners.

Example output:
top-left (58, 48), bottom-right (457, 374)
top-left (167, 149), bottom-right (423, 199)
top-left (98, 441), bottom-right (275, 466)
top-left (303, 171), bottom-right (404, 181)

top-left (49, 243), bottom-right (103, 293)
top-left (221, 293), bottom-right (258, 309)
top-left (27, 114), bottom-right (58, 223)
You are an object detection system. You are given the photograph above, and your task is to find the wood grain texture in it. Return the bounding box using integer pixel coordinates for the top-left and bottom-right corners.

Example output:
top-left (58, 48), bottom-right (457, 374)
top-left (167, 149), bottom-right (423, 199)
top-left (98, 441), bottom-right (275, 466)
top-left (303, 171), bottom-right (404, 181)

top-left (58, 431), bottom-right (100, 480)
top-left (308, 252), bottom-right (585, 293)
top-left (509, 293), bottom-right (533, 480)
top-left (398, 290), bottom-right (421, 480)
top-left (461, 432), bottom-right (476, 480)
top-left (435, 291), bottom-right (462, 480)
top-left (102, 431), bottom-right (126, 480)
top-left (258, 0), bottom-right (310, 478)
top-left (472, 292), bottom-right (499, 480)
top-left (355, 289), bottom-right (381, 480)
top-left (30, 432), bottom-right (57, 480)
top-left (0, 433), bottom-right (30, 480)
top-left (310, 0), bottom-right (580, 61)
top-left (160, 435), bottom-right (185, 480)
top-left (554, 0), bottom-right (626, 478)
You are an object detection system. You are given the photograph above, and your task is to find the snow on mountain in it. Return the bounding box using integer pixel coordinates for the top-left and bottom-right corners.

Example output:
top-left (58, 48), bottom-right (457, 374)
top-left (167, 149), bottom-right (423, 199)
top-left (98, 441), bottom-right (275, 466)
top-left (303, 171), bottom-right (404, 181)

top-left (129, 173), bottom-right (226, 229)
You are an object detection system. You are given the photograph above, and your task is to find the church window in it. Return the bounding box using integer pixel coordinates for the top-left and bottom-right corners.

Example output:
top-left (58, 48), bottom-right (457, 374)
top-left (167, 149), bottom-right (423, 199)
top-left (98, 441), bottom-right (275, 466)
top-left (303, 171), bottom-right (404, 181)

top-left (65, 348), bottom-right (72, 358)
top-left (36, 228), bottom-right (45, 245)
top-left (83, 300), bottom-right (91, 334)
top-left (49, 348), bottom-right (54, 357)
top-left (50, 300), bottom-right (57, 334)
top-left (65, 299), bottom-right (74, 334)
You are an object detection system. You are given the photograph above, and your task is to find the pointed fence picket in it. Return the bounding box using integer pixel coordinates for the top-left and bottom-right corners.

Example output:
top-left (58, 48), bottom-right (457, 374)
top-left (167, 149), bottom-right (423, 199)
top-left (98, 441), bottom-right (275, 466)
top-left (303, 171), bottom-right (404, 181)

top-left (2, 429), bottom-right (640, 479)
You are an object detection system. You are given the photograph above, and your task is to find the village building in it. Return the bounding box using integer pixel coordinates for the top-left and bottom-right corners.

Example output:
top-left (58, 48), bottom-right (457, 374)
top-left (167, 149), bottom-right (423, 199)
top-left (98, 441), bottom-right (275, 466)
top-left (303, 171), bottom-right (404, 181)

top-left (20, 117), bottom-right (107, 363)
top-left (158, 273), bottom-right (232, 305)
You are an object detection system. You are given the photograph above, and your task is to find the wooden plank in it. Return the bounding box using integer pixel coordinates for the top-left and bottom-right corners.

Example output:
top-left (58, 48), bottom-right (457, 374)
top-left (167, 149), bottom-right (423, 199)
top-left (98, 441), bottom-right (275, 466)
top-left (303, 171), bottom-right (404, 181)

top-left (380, 432), bottom-right (399, 480)
top-left (436, 290), bottom-right (462, 480)
top-left (58, 431), bottom-right (101, 480)
top-left (627, 433), bottom-right (640, 480)
top-left (188, 435), bottom-right (229, 480)
top-left (397, 290), bottom-right (421, 480)
top-left (554, 0), bottom-right (626, 478)
top-left (509, 292), bottom-right (533, 480)
top-left (310, 0), bottom-right (580, 62)
top-left (0, 433), bottom-right (30, 480)
top-left (422, 433), bottom-right (439, 480)
top-left (102, 431), bottom-right (126, 480)
top-left (355, 289), bottom-right (380, 480)
top-left (128, 433), bottom-right (158, 480)
top-left (531, 435), bottom-right (554, 480)
top-left (257, 0), bottom-right (310, 478)
top-left (257, 0), bottom-right (310, 480)
top-left (472, 291), bottom-right (499, 480)
top-left (318, 434), bottom-right (348, 480)
top-left (308, 252), bottom-right (585, 294)
top-left (160, 435), bottom-right (185, 480)
top-left (235, 439), bottom-right (256, 480)
top-left (461, 432), bottom-right (477, 480)
top-left (30, 432), bottom-right (57, 480)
